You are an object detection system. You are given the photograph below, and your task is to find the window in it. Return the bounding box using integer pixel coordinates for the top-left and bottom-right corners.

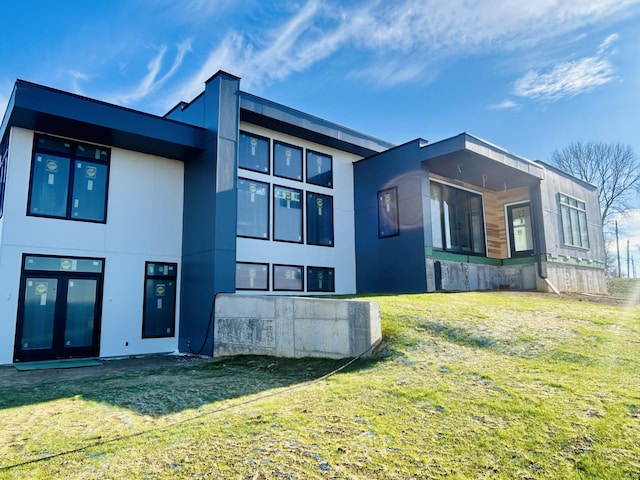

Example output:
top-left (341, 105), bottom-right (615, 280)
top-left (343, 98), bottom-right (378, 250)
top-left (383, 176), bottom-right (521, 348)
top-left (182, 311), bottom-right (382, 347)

top-left (273, 264), bottom-right (303, 291)
top-left (239, 131), bottom-right (269, 173)
top-left (0, 136), bottom-right (7, 219)
top-left (307, 266), bottom-right (335, 292)
top-left (236, 262), bottom-right (269, 290)
top-left (274, 141), bottom-right (303, 181)
top-left (142, 262), bottom-right (177, 338)
top-left (378, 187), bottom-right (399, 238)
top-left (306, 192), bottom-right (333, 246)
top-left (430, 182), bottom-right (486, 255)
top-left (237, 178), bottom-right (269, 239)
top-left (560, 194), bottom-right (590, 249)
top-left (28, 134), bottom-right (109, 222)
top-left (274, 185), bottom-right (303, 243)
top-left (306, 150), bottom-right (333, 187)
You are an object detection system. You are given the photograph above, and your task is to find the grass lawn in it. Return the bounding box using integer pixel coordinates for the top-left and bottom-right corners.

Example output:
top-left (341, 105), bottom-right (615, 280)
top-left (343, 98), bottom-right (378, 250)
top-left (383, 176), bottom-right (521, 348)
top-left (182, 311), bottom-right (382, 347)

top-left (0, 290), bottom-right (639, 479)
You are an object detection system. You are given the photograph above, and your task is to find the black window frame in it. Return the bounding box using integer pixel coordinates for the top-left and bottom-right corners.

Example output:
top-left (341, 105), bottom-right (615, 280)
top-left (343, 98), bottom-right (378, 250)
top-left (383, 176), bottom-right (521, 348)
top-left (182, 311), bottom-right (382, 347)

top-left (273, 264), bottom-right (304, 292)
top-left (142, 262), bottom-right (178, 339)
top-left (273, 140), bottom-right (303, 182)
top-left (237, 177), bottom-right (270, 240)
top-left (238, 131), bottom-right (270, 174)
top-left (306, 266), bottom-right (335, 292)
top-left (430, 181), bottom-right (486, 256)
top-left (559, 193), bottom-right (590, 249)
top-left (306, 150), bottom-right (333, 188)
top-left (273, 184), bottom-right (304, 244)
top-left (0, 136), bottom-right (8, 219)
top-left (378, 187), bottom-right (400, 238)
top-left (235, 262), bottom-right (270, 291)
top-left (306, 191), bottom-right (334, 247)
top-left (27, 133), bottom-right (110, 223)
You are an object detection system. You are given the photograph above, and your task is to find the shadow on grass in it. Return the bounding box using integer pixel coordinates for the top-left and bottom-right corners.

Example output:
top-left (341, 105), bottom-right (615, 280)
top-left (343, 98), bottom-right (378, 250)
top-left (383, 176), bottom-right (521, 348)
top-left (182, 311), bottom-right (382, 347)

top-left (0, 354), bottom-right (384, 417)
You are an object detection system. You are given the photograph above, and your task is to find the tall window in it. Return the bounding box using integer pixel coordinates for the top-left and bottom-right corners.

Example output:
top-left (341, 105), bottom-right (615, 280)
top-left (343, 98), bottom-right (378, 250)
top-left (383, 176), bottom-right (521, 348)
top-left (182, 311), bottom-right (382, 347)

top-left (307, 192), bottom-right (333, 246)
top-left (28, 134), bottom-right (109, 222)
top-left (378, 187), bottom-right (399, 238)
top-left (430, 182), bottom-right (486, 255)
top-left (274, 141), bottom-right (303, 181)
top-left (239, 131), bottom-right (269, 173)
top-left (560, 194), bottom-right (590, 249)
top-left (0, 137), bottom-right (7, 219)
top-left (274, 185), bottom-right (303, 243)
top-left (237, 178), bottom-right (269, 239)
top-left (142, 262), bottom-right (177, 338)
top-left (307, 150), bottom-right (333, 187)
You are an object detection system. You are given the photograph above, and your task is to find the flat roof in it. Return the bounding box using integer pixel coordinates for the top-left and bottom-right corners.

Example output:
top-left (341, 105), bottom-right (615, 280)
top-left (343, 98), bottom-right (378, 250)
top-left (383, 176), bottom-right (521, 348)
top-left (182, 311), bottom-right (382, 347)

top-left (1, 80), bottom-right (205, 161)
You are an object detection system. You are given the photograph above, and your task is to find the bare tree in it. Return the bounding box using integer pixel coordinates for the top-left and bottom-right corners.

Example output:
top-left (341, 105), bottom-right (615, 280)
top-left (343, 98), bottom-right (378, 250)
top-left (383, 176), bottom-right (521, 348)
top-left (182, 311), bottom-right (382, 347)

top-left (550, 141), bottom-right (640, 227)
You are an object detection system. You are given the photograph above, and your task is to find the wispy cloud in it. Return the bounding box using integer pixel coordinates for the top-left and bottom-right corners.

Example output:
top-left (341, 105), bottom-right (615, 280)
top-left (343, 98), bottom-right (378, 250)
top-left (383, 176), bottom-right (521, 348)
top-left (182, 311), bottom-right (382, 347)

top-left (107, 39), bottom-right (192, 106)
top-left (512, 34), bottom-right (618, 102)
top-left (0, 92), bottom-right (8, 121)
top-left (488, 99), bottom-right (519, 110)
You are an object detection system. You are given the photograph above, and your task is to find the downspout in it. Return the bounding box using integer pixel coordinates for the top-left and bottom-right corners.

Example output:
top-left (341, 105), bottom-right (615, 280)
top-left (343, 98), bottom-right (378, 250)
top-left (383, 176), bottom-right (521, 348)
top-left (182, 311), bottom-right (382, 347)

top-left (529, 181), bottom-right (560, 294)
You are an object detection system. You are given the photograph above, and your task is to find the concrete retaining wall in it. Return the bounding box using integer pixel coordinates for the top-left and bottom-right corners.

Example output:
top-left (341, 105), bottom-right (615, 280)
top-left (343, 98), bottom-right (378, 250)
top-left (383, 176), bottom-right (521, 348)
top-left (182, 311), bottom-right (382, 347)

top-left (213, 294), bottom-right (381, 359)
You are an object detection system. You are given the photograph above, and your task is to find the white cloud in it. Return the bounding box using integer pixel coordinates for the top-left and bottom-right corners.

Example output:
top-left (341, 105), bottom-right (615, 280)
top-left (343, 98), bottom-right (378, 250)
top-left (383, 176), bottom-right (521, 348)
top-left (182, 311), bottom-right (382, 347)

top-left (0, 92), bottom-right (8, 120)
top-left (107, 39), bottom-right (192, 106)
top-left (512, 54), bottom-right (615, 101)
top-left (614, 209), bottom-right (640, 252)
top-left (488, 99), bottom-right (519, 110)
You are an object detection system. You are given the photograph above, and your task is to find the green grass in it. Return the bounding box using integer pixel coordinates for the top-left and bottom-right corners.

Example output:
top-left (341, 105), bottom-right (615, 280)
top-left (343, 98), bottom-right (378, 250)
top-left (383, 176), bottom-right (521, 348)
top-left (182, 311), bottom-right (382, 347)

top-left (1, 292), bottom-right (639, 479)
top-left (608, 278), bottom-right (640, 299)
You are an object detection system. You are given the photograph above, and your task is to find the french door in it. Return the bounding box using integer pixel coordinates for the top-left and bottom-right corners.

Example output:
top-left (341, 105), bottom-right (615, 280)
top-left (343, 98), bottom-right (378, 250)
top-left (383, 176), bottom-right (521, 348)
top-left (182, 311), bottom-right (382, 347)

top-left (14, 255), bottom-right (104, 363)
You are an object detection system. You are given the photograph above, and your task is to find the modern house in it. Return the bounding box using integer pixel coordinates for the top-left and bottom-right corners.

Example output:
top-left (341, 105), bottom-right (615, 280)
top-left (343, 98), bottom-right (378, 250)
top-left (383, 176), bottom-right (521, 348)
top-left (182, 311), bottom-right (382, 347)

top-left (0, 71), bottom-right (606, 365)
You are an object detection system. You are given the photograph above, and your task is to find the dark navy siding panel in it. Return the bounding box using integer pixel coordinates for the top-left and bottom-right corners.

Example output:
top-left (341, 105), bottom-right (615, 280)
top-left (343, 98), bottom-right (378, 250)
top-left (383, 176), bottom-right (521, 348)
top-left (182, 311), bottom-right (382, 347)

top-left (354, 140), bottom-right (428, 294)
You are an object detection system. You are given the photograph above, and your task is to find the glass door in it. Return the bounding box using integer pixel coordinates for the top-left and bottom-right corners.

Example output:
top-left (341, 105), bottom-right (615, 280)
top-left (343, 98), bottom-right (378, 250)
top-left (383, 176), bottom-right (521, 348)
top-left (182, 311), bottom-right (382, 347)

top-left (507, 203), bottom-right (534, 257)
top-left (14, 255), bottom-right (104, 363)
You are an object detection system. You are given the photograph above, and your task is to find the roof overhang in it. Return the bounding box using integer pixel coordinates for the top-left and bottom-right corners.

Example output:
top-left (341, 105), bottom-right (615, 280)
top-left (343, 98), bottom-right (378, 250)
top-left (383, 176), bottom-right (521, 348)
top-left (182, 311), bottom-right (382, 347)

top-left (422, 133), bottom-right (544, 191)
top-left (239, 92), bottom-right (394, 158)
top-left (1, 80), bottom-right (205, 161)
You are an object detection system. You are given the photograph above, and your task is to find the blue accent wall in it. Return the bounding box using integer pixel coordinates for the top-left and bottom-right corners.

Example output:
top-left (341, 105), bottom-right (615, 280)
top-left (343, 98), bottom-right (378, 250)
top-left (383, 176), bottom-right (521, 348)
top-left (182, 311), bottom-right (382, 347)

top-left (171, 72), bottom-right (240, 355)
top-left (354, 140), bottom-right (429, 293)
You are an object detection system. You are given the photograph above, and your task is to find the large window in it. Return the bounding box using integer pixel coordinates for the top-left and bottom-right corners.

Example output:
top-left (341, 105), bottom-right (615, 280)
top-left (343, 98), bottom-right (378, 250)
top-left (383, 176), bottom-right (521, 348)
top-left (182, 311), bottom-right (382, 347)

top-left (430, 182), bottom-right (486, 255)
top-left (0, 137), bottom-right (7, 219)
top-left (237, 178), bottom-right (269, 239)
top-left (274, 141), bottom-right (303, 181)
top-left (142, 262), bottom-right (177, 338)
top-left (274, 185), bottom-right (303, 243)
top-left (307, 266), bottom-right (335, 292)
top-left (307, 150), bottom-right (333, 187)
top-left (239, 131), bottom-right (270, 173)
top-left (378, 187), bottom-right (399, 238)
top-left (560, 194), bottom-right (590, 249)
top-left (273, 264), bottom-right (304, 291)
top-left (307, 192), bottom-right (333, 246)
top-left (28, 134), bottom-right (109, 222)
top-left (236, 262), bottom-right (269, 290)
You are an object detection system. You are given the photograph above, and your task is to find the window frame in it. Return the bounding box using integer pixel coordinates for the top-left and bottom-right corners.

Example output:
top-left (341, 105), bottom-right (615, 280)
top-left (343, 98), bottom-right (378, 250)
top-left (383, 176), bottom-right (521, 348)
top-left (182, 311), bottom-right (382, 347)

top-left (306, 266), bottom-right (335, 292)
top-left (430, 180), bottom-right (487, 256)
top-left (273, 264), bottom-right (304, 292)
top-left (0, 136), bottom-right (8, 219)
top-left (273, 140), bottom-right (303, 182)
top-left (27, 134), bottom-right (110, 223)
top-left (378, 187), bottom-right (400, 238)
top-left (235, 262), bottom-right (270, 291)
top-left (238, 131), bottom-right (270, 174)
top-left (273, 184), bottom-right (304, 244)
top-left (306, 191), bottom-right (334, 247)
top-left (559, 193), bottom-right (590, 249)
top-left (237, 177), bottom-right (270, 240)
top-left (142, 262), bottom-right (178, 339)
top-left (306, 150), bottom-right (333, 188)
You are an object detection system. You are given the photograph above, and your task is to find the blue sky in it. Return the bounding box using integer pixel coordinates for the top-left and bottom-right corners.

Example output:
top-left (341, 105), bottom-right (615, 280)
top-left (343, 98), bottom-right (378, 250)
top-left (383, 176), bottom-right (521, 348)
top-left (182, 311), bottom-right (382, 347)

top-left (1, 0), bottom-right (639, 260)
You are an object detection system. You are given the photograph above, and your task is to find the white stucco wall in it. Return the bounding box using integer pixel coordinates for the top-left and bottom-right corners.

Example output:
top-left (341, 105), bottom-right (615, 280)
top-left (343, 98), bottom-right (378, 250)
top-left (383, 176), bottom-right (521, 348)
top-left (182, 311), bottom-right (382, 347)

top-left (235, 123), bottom-right (360, 295)
top-left (0, 127), bottom-right (184, 364)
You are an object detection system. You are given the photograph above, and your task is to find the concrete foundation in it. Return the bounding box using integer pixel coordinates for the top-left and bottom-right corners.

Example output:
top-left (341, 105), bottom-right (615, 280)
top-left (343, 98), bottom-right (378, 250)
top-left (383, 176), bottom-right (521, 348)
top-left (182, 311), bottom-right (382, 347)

top-left (540, 263), bottom-right (607, 294)
top-left (213, 295), bottom-right (381, 359)
top-left (433, 260), bottom-right (537, 291)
